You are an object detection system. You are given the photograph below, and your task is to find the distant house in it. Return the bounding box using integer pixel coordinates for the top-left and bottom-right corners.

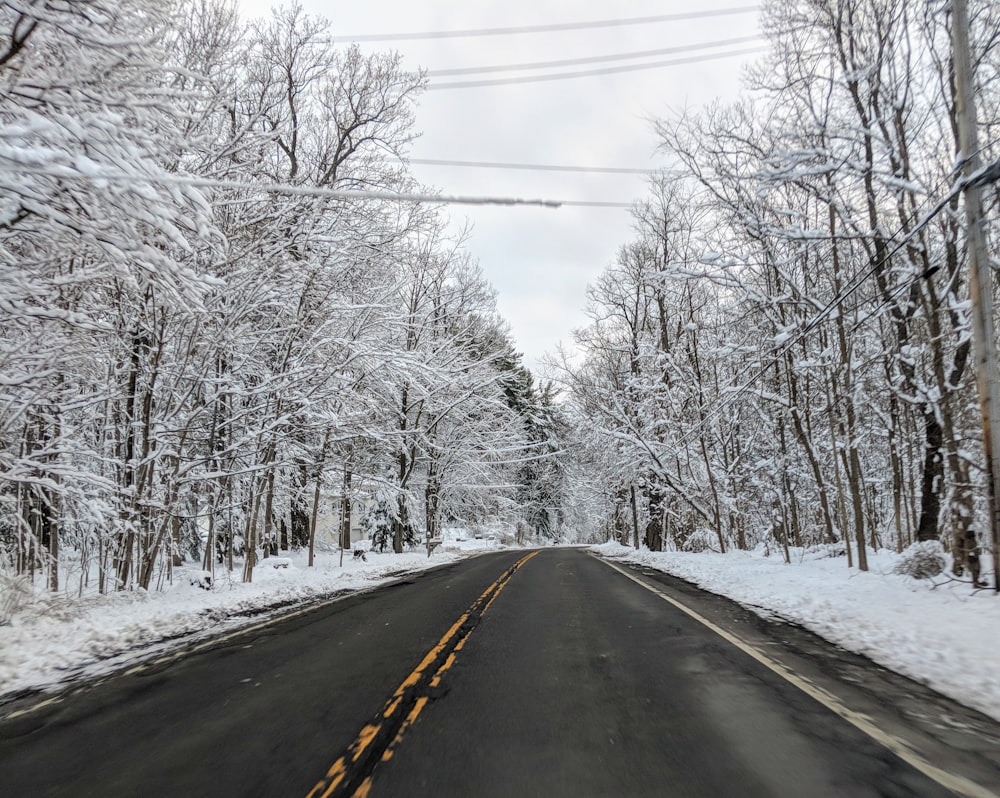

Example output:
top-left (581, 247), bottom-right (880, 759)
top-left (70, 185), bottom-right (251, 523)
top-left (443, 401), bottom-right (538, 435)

top-left (312, 496), bottom-right (368, 548)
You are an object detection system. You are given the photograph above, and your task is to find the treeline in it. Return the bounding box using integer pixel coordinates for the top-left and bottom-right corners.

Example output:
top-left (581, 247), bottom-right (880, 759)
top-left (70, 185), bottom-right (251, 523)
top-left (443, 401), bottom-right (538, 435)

top-left (562, 0), bottom-right (1000, 573)
top-left (0, 0), bottom-right (567, 593)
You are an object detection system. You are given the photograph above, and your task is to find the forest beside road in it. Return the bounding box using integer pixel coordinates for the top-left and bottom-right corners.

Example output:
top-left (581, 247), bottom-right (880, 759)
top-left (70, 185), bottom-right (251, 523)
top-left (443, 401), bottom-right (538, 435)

top-left (2, 548), bottom-right (999, 798)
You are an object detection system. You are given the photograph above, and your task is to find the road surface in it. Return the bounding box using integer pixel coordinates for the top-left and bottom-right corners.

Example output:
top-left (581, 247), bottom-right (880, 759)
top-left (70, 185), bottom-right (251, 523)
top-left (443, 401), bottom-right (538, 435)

top-left (2, 548), bottom-right (999, 797)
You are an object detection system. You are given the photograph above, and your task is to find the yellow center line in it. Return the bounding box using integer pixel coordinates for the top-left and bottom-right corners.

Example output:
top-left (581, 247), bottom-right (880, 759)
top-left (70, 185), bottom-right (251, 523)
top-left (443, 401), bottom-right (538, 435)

top-left (307, 551), bottom-right (539, 798)
top-left (429, 652), bottom-right (458, 688)
top-left (351, 724), bottom-right (382, 762)
top-left (392, 612), bottom-right (469, 699)
top-left (385, 695), bottom-right (430, 758)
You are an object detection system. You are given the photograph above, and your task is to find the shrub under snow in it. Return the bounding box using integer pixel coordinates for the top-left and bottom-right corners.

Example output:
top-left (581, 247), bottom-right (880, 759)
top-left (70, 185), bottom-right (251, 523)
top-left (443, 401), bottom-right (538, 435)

top-left (683, 528), bottom-right (717, 553)
top-left (893, 540), bottom-right (946, 580)
top-left (0, 572), bottom-right (34, 626)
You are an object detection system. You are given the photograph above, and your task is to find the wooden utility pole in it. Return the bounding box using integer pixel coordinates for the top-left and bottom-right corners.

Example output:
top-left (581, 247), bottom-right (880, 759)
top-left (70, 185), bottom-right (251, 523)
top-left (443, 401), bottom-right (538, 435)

top-left (952, 0), bottom-right (1000, 591)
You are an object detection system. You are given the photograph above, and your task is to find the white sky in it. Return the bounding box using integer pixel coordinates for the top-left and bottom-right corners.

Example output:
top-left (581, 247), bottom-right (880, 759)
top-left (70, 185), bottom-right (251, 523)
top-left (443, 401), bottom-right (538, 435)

top-left (236, 1), bottom-right (765, 370)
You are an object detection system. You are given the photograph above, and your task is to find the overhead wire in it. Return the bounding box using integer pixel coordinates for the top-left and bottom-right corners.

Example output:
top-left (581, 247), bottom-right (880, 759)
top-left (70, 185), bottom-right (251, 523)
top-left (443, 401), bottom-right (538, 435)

top-left (664, 172), bottom-right (973, 453)
top-left (559, 200), bottom-right (635, 208)
top-left (396, 160), bottom-right (646, 206)
top-left (323, 13), bottom-right (765, 198)
top-left (426, 46), bottom-right (768, 89)
top-left (425, 35), bottom-right (763, 76)
top-left (285, 12), bottom-right (766, 199)
top-left (5, 164), bottom-right (563, 208)
top-left (0, 10), bottom-right (776, 222)
top-left (6, 163), bottom-right (646, 209)
top-left (842, 147), bottom-right (1000, 336)
top-left (789, 147), bottom-right (1000, 344)
top-left (339, 6), bottom-right (760, 42)
top-left (406, 157), bottom-right (658, 175)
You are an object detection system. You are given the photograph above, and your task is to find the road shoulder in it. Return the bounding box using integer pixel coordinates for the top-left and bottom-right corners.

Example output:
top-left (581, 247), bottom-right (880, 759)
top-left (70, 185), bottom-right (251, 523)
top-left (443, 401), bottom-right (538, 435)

top-left (591, 551), bottom-right (1000, 796)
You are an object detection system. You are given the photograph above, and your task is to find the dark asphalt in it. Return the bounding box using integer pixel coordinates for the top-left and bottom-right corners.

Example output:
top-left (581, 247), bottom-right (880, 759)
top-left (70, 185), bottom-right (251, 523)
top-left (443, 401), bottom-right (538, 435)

top-left (1, 548), bottom-right (998, 797)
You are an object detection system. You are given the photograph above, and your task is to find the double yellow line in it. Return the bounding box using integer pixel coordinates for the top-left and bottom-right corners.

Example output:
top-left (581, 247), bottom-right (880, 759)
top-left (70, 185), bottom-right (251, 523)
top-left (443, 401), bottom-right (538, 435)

top-left (307, 550), bottom-right (539, 798)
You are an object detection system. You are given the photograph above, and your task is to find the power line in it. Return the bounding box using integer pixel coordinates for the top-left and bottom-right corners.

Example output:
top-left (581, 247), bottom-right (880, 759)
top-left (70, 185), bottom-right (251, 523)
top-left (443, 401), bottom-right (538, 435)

top-left (9, 163), bottom-right (641, 209)
top-left (407, 158), bottom-right (658, 175)
top-left (426, 46), bottom-right (767, 90)
top-left (667, 177), bottom-right (966, 453)
top-left (340, 7), bottom-right (760, 42)
top-left (6, 164), bottom-right (562, 208)
top-left (652, 143), bottom-right (1000, 452)
top-left (560, 200), bottom-right (635, 208)
top-left (425, 35), bottom-right (763, 76)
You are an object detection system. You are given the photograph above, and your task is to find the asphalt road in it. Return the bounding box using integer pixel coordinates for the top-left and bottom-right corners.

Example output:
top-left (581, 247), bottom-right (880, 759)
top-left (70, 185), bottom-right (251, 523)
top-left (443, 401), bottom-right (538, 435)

top-left (2, 548), bottom-right (999, 797)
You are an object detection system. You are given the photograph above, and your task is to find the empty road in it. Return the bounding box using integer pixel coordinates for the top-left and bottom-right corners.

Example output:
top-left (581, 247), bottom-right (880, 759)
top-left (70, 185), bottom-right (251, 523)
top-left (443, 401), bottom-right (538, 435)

top-left (2, 548), bottom-right (999, 797)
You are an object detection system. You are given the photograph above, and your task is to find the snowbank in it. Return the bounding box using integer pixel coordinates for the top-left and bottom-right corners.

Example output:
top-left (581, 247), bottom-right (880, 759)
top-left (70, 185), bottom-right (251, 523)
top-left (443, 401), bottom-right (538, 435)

top-left (0, 542), bottom-right (501, 702)
top-left (592, 541), bottom-right (1000, 722)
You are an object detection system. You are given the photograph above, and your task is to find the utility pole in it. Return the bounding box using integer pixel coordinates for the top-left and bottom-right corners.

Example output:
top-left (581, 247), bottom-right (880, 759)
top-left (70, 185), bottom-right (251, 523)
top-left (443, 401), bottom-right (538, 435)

top-left (952, 0), bottom-right (1000, 592)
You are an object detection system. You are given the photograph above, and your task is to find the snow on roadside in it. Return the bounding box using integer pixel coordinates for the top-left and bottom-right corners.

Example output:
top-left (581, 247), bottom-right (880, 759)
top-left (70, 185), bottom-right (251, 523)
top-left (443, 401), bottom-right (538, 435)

top-left (592, 541), bottom-right (1000, 722)
top-left (0, 543), bottom-right (496, 703)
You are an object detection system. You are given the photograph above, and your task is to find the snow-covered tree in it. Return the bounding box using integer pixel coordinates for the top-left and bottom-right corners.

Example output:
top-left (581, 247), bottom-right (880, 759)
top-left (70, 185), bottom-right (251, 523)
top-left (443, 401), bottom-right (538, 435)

top-left (563, 0), bottom-right (1000, 574)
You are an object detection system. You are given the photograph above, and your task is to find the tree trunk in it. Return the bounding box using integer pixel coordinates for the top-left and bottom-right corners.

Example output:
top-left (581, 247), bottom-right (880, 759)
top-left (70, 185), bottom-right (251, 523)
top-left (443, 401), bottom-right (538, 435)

top-left (308, 470), bottom-right (322, 568)
top-left (425, 457), bottom-right (440, 542)
top-left (630, 484), bottom-right (640, 550)
top-left (289, 462), bottom-right (311, 549)
top-left (242, 467), bottom-right (266, 583)
top-left (262, 467), bottom-right (276, 558)
top-left (915, 410), bottom-right (943, 542)
top-left (340, 459), bottom-right (353, 552)
top-left (307, 431), bottom-right (330, 567)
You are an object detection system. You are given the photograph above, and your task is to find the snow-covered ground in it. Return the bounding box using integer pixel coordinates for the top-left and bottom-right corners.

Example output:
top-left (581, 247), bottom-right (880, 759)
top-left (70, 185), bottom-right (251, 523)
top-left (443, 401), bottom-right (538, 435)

top-left (592, 541), bottom-right (1000, 723)
top-left (0, 536), bottom-right (502, 704)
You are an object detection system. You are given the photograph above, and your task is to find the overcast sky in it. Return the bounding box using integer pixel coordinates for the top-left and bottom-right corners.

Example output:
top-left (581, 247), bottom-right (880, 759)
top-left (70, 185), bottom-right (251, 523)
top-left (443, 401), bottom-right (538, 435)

top-left (237, 1), bottom-right (765, 371)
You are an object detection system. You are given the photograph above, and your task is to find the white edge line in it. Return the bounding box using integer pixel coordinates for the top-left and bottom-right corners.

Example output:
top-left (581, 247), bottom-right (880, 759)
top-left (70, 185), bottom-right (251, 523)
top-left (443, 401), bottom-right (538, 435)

top-left (596, 555), bottom-right (999, 798)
